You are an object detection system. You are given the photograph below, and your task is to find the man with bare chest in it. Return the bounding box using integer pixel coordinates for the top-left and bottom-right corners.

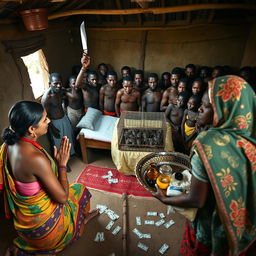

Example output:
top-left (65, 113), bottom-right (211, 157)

top-left (133, 70), bottom-right (148, 94)
top-left (41, 73), bottom-right (75, 156)
top-left (99, 71), bottom-right (118, 116)
top-left (142, 73), bottom-right (163, 112)
top-left (115, 76), bottom-right (141, 117)
top-left (75, 53), bottom-right (100, 112)
top-left (65, 75), bottom-right (83, 129)
top-left (165, 91), bottom-right (189, 152)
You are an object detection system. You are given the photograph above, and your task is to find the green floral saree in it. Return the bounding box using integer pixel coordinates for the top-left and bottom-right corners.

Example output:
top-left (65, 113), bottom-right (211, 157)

top-left (183, 75), bottom-right (256, 255)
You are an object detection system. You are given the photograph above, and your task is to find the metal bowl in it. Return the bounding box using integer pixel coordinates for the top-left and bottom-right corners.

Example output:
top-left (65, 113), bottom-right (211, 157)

top-left (135, 152), bottom-right (192, 194)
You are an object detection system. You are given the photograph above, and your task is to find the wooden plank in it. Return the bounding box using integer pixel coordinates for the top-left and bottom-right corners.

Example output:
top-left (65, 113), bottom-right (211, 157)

top-left (186, 0), bottom-right (193, 24)
top-left (115, 0), bottom-right (125, 25)
top-left (79, 132), bottom-right (88, 163)
top-left (79, 132), bottom-right (111, 163)
top-left (208, 0), bottom-right (219, 23)
top-left (50, 0), bottom-right (66, 2)
top-left (63, 0), bottom-right (92, 11)
top-left (137, 13), bottom-right (143, 25)
top-left (48, 4), bottom-right (256, 20)
top-left (161, 0), bottom-right (166, 25)
top-left (83, 23), bottom-right (227, 31)
top-left (136, 2), bottom-right (149, 9)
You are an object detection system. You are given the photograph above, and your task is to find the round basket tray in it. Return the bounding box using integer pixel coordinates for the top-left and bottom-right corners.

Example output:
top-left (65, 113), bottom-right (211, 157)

top-left (135, 152), bottom-right (192, 194)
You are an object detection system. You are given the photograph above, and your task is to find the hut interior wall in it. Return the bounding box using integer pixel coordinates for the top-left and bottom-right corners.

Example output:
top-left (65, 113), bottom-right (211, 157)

top-left (0, 22), bottom-right (255, 141)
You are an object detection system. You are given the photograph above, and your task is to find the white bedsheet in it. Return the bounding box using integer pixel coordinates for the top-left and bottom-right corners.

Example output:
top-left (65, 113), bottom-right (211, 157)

top-left (79, 115), bottom-right (119, 142)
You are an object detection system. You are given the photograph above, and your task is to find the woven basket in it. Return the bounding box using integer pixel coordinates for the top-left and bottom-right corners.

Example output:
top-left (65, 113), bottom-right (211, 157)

top-left (20, 8), bottom-right (48, 31)
top-left (135, 152), bottom-right (192, 194)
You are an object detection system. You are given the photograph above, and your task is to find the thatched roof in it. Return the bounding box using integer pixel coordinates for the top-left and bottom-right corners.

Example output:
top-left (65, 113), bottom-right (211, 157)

top-left (0, 0), bottom-right (255, 30)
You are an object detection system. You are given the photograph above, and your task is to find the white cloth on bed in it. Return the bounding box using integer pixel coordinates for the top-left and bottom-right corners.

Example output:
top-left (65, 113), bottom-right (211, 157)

top-left (79, 115), bottom-right (118, 142)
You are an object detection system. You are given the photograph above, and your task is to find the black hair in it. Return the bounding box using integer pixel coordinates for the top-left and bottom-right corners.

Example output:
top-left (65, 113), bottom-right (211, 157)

top-left (123, 76), bottom-right (132, 82)
top-left (240, 66), bottom-right (252, 73)
top-left (199, 66), bottom-right (210, 73)
top-left (87, 71), bottom-right (97, 77)
top-left (121, 66), bottom-right (131, 73)
top-left (69, 75), bottom-right (76, 81)
top-left (148, 73), bottom-right (158, 80)
top-left (178, 91), bottom-right (190, 102)
top-left (189, 95), bottom-right (201, 109)
top-left (179, 77), bottom-right (188, 84)
top-left (192, 78), bottom-right (208, 96)
top-left (49, 73), bottom-right (62, 82)
top-left (171, 67), bottom-right (183, 75)
top-left (2, 101), bottom-right (44, 145)
top-left (161, 72), bottom-right (170, 78)
top-left (98, 63), bottom-right (108, 69)
top-left (213, 66), bottom-right (223, 72)
top-left (193, 77), bottom-right (203, 83)
top-left (134, 70), bottom-right (144, 76)
top-left (185, 64), bottom-right (196, 70)
top-left (106, 71), bottom-right (117, 77)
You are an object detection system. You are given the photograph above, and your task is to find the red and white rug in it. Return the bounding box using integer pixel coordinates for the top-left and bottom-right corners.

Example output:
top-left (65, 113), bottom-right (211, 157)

top-left (76, 165), bottom-right (153, 197)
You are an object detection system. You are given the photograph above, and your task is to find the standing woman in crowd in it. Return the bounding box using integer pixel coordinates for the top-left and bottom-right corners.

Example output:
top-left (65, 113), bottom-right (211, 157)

top-left (1, 101), bottom-right (98, 256)
top-left (154, 75), bottom-right (256, 255)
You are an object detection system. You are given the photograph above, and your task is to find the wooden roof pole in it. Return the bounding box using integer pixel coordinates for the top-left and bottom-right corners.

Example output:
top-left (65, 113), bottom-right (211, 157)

top-left (48, 3), bottom-right (256, 20)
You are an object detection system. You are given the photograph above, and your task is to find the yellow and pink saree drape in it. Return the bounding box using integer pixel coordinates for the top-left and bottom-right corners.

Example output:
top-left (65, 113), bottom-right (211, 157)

top-left (0, 140), bottom-right (91, 255)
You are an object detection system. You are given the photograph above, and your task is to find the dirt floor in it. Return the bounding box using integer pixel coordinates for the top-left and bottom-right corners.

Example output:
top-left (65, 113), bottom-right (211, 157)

top-left (0, 148), bottom-right (186, 256)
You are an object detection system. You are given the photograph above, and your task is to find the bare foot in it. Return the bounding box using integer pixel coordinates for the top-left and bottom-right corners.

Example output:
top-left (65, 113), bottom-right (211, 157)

top-left (83, 209), bottom-right (100, 225)
top-left (5, 246), bottom-right (18, 256)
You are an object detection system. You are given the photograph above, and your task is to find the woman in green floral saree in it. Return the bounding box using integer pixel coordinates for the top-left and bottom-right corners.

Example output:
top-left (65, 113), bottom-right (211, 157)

top-left (154, 75), bottom-right (256, 255)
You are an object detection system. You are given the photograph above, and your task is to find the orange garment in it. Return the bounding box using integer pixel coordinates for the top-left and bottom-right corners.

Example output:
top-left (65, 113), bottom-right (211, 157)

top-left (103, 110), bottom-right (116, 117)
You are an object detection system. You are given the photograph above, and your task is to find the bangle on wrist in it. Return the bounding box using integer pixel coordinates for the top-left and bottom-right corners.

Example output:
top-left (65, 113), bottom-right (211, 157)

top-left (59, 165), bottom-right (67, 171)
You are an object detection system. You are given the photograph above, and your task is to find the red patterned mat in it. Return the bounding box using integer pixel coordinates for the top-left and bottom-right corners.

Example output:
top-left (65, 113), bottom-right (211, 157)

top-left (76, 165), bottom-right (153, 197)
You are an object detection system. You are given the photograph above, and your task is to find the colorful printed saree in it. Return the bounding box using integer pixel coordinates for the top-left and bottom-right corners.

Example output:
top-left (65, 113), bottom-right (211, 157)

top-left (181, 75), bottom-right (256, 255)
top-left (0, 140), bottom-right (91, 255)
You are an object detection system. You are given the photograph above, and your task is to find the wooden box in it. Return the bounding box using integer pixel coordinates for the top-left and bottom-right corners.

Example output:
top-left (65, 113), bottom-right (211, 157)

top-left (117, 111), bottom-right (167, 152)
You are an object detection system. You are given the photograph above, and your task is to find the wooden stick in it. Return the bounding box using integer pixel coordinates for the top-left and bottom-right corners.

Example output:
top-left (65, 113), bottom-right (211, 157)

top-left (48, 4), bottom-right (256, 20)
top-left (122, 193), bottom-right (128, 256)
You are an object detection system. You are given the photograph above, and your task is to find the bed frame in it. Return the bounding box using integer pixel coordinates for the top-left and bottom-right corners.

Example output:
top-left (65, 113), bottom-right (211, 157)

top-left (79, 132), bottom-right (111, 163)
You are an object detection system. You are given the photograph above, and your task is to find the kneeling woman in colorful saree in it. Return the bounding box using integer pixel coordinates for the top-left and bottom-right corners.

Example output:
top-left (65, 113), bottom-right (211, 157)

top-left (154, 75), bottom-right (256, 255)
top-left (0, 101), bottom-right (99, 256)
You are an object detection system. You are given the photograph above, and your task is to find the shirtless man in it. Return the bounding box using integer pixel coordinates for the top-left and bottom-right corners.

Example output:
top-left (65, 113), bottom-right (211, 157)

top-left (199, 66), bottom-right (212, 83)
top-left (160, 85), bottom-right (178, 112)
top-left (97, 63), bottom-right (108, 87)
top-left (65, 75), bottom-right (83, 129)
top-left (181, 95), bottom-right (201, 154)
top-left (160, 68), bottom-right (182, 111)
top-left (212, 66), bottom-right (224, 79)
top-left (160, 72), bottom-right (171, 90)
top-left (75, 53), bottom-right (100, 112)
top-left (170, 68), bottom-right (182, 88)
top-left (99, 71), bottom-right (118, 116)
top-left (141, 73), bottom-right (163, 112)
top-left (191, 78), bottom-right (204, 98)
top-left (115, 76), bottom-right (141, 117)
top-left (41, 73), bottom-right (75, 156)
top-left (165, 91), bottom-right (189, 152)
top-left (177, 78), bottom-right (188, 93)
top-left (133, 70), bottom-right (148, 94)
top-left (117, 66), bottom-right (132, 89)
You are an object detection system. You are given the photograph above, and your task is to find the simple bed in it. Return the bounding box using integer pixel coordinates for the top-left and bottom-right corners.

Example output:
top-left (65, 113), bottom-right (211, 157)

top-left (78, 115), bottom-right (118, 163)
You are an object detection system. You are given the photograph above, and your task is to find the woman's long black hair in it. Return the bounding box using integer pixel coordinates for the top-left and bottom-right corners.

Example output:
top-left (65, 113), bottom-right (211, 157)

top-left (2, 101), bottom-right (44, 145)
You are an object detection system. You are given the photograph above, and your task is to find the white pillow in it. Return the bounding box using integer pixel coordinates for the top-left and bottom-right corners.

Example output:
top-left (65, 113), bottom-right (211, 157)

top-left (76, 107), bottom-right (102, 130)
